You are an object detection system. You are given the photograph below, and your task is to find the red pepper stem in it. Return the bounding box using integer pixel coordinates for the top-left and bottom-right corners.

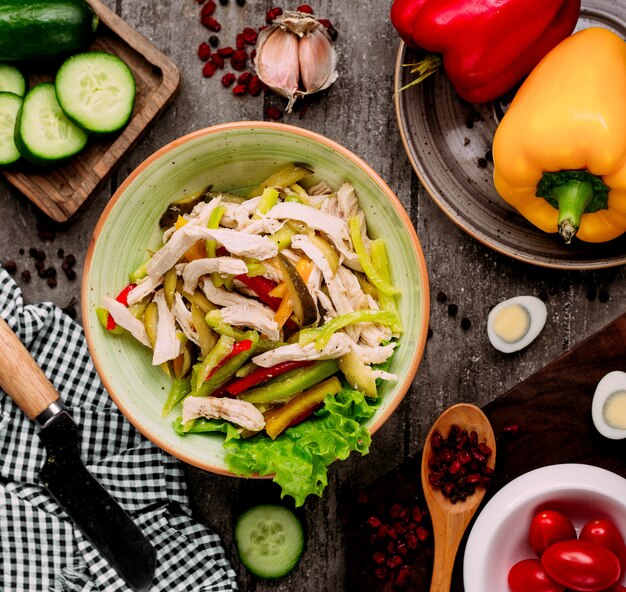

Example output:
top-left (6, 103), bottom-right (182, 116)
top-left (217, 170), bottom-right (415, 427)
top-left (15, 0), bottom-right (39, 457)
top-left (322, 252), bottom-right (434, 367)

top-left (397, 54), bottom-right (442, 95)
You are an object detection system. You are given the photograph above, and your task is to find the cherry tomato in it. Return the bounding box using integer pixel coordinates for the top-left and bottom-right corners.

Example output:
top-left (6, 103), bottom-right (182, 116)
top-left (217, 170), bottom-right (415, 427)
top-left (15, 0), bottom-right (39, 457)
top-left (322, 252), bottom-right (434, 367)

top-left (508, 559), bottom-right (565, 592)
top-left (542, 540), bottom-right (621, 592)
top-left (529, 510), bottom-right (577, 557)
top-left (579, 519), bottom-right (626, 573)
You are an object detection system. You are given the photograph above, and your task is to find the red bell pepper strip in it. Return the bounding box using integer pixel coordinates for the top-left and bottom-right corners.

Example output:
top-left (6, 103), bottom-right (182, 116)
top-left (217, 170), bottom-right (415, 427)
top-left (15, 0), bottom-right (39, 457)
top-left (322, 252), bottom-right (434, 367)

top-left (390, 0), bottom-right (580, 103)
top-left (206, 339), bottom-right (253, 381)
top-left (226, 360), bottom-right (314, 396)
top-left (235, 274), bottom-right (283, 310)
top-left (106, 283), bottom-right (137, 331)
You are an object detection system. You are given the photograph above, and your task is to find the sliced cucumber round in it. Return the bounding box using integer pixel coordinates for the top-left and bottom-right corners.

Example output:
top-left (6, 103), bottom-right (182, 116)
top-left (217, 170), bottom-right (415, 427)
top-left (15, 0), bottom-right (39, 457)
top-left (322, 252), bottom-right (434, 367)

top-left (15, 83), bottom-right (88, 166)
top-left (235, 505), bottom-right (304, 579)
top-left (0, 92), bottom-right (22, 165)
top-left (0, 64), bottom-right (26, 97)
top-left (55, 52), bottom-right (136, 134)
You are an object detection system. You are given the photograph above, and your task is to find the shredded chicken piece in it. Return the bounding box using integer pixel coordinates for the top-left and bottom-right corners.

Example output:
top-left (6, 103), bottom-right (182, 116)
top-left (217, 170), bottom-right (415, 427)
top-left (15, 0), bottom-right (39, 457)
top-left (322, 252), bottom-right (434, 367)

top-left (351, 341), bottom-right (396, 365)
top-left (171, 293), bottom-right (200, 346)
top-left (265, 202), bottom-right (349, 241)
top-left (315, 289), bottom-right (336, 318)
top-left (201, 278), bottom-right (274, 315)
top-left (182, 257), bottom-right (248, 293)
top-left (252, 332), bottom-right (352, 367)
top-left (126, 275), bottom-right (163, 307)
top-left (372, 370), bottom-right (398, 382)
top-left (240, 216), bottom-right (286, 236)
top-left (148, 226), bottom-right (278, 279)
top-left (152, 290), bottom-right (181, 366)
top-left (103, 297), bottom-right (151, 347)
top-left (359, 323), bottom-right (393, 347)
top-left (308, 180), bottom-right (333, 196)
top-left (219, 304), bottom-right (280, 341)
top-left (292, 234), bottom-right (335, 279)
top-left (220, 197), bottom-right (261, 229)
top-left (182, 396), bottom-right (265, 431)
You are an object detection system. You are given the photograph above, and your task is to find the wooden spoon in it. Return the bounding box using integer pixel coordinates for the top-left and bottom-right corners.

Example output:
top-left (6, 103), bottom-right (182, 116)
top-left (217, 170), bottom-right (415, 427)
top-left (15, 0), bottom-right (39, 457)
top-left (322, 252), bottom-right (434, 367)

top-left (421, 403), bottom-right (496, 592)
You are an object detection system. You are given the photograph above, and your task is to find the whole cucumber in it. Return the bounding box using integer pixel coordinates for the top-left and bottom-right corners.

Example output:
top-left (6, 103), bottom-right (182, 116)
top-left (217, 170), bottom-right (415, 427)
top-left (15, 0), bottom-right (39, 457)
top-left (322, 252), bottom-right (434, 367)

top-left (0, 0), bottom-right (98, 62)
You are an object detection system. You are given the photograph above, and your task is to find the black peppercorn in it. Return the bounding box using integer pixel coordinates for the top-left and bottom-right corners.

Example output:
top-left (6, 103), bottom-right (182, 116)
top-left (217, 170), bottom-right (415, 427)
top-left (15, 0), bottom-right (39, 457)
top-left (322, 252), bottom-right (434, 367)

top-left (236, 0), bottom-right (245, 5)
top-left (448, 303), bottom-right (458, 317)
top-left (64, 254), bottom-right (76, 266)
top-left (436, 291), bottom-right (447, 303)
top-left (209, 35), bottom-right (219, 47)
top-left (46, 277), bottom-right (57, 288)
top-left (21, 270), bottom-right (31, 283)
top-left (65, 269), bottom-right (77, 281)
top-left (3, 260), bottom-right (17, 274)
top-left (461, 318), bottom-right (472, 331)
top-left (57, 248), bottom-right (64, 258)
top-left (599, 290), bottom-right (609, 303)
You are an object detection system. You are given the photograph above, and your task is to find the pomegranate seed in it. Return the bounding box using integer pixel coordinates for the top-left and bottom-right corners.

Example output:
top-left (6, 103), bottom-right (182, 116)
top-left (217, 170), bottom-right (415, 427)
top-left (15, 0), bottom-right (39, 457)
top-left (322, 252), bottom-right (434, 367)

top-left (389, 504), bottom-right (403, 520)
top-left (392, 521), bottom-right (406, 536)
top-left (236, 33), bottom-right (246, 50)
top-left (210, 54), bottom-right (225, 69)
top-left (217, 46), bottom-right (235, 57)
top-left (221, 72), bottom-right (236, 87)
top-left (443, 482), bottom-right (455, 496)
top-left (411, 506), bottom-right (423, 523)
top-left (466, 473), bottom-right (481, 485)
top-left (396, 565), bottom-right (411, 587)
top-left (373, 551), bottom-right (386, 564)
top-left (200, 0), bottom-right (216, 16)
top-left (469, 430), bottom-right (478, 445)
top-left (471, 449), bottom-right (486, 463)
top-left (202, 61), bottom-right (217, 77)
top-left (387, 555), bottom-right (402, 569)
top-left (202, 16), bottom-right (221, 32)
top-left (387, 527), bottom-right (397, 540)
top-left (416, 527), bottom-right (429, 541)
top-left (406, 533), bottom-right (418, 549)
top-left (248, 75), bottom-right (262, 95)
top-left (250, 48), bottom-right (257, 60)
top-left (237, 72), bottom-right (252, 85)
top-left (478, 443), bottom-right (492, 457)
top-left (374, 567), bottom-right (388, 580)
top-left (377, 524), bottom-right (389, 538)
top-left (356, 491), bottom-right (369, 504)
top-left (483, 466), bottom-right (495, 476)
top-left (386, 540), bottom-right (396, 554)
top-left (266, 7), bottom-right (283, 23)
top-left (431, 431), bottom-right (443, 450)
top-left (503, 423), bottom-right (520, 437)
top-left (457, 449), bottom-right (471, 464)
top-left (231, 49), bottom-right (248, 71)
top-left (440, 450), bottom-right (454, 463)
top-left (396, 542), bottom-right (408, 557)
top-left (198, 42), bottom-right (211, 61)
top-left (367, 516), bottom-right (381, 528)
top-left (297, 4), bottom-right (314, 13)
top-left (448, 460), bottom-right (461, 474)
top-left (266, 106), bottom-right (283, 120)
top-left (242, 27), bottom-right (257, 44)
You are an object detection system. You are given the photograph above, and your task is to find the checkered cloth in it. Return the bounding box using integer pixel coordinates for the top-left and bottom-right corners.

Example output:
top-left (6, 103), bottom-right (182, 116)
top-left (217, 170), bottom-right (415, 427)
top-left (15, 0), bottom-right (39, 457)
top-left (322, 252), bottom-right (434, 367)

top-left (0, 268), bottom-right (238, 592)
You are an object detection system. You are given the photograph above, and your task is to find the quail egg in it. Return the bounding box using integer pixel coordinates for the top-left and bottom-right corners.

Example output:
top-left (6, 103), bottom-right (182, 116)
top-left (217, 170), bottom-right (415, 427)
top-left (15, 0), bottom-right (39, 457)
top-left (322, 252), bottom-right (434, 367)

top-left (487, 296), bottom-right (547, 353)
top-left (592, 371), bottom-right (626, 440)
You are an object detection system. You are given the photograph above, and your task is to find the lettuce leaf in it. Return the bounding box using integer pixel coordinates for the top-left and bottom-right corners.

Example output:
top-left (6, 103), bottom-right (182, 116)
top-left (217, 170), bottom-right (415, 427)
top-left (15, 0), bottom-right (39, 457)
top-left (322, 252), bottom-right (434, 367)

top-left (224, 387), bottom-right (380, 507)
top-left (173, 417), bottom-right (242, 442)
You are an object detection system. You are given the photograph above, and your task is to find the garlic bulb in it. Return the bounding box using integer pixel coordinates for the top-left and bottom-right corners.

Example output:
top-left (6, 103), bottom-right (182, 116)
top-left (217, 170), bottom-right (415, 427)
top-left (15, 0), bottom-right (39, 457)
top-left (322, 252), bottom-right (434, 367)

top-left (254, 10), bottom-right (338, 112)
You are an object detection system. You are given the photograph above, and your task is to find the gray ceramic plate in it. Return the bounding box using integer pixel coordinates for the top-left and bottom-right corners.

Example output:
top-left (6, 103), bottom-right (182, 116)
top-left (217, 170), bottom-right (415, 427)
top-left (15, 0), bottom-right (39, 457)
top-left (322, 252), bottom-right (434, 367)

top-left (394, 0), bottom-right (626, 269)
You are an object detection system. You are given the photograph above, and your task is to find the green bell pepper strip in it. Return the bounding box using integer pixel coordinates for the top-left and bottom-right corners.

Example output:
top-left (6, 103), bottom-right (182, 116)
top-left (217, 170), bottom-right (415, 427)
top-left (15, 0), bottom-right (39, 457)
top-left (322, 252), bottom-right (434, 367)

top-left (370, 239), bottom-right (403, 334)
top-left (241, 359), bottom-right (339, 404)
top-left (129, 259), bottom-right (149, 283)
top-left (269, 226), bottom-right (293, 250)
top-left (299, 310), bottom-right (399, 350)
top-left (96, 307), bottom-right (124, 334)
top-left (348, 217), bottom-right (399, 297)
top-left (162, 376), bottom-right (192, 417)
top-left (254, 187), bottom-right (280, 218)
top-left (195, 334), bottom-right (235, 390)
top-left (205, 310), bottom-right (251, 341)
top-left (205, 205), bottom-right (226, 287)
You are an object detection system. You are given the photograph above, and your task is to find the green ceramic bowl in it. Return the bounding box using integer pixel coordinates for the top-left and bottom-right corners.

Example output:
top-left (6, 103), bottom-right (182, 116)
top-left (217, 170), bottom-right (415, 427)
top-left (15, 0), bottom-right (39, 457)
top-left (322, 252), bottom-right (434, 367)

top-left (83, 122), bottom-right (430, 475)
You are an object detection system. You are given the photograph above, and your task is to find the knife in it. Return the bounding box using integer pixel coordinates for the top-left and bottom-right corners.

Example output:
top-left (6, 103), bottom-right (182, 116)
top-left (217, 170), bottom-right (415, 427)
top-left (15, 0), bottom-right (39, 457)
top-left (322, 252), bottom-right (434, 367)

top-left (0, 316), bottom-right (157, 592)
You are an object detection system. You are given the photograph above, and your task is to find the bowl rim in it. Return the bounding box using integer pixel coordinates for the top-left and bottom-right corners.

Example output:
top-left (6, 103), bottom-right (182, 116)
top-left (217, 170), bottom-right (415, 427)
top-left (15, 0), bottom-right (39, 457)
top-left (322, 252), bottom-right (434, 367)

top-left (463, 463), bottom-right (626, 591)
top-left (82, 120), bottom-right (430, 475)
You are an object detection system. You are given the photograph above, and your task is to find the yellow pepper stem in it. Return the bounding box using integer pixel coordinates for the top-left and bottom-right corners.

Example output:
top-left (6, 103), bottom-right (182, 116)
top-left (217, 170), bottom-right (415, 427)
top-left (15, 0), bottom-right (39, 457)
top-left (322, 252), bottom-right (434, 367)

top-left (536, 171), bottom-right (610, 244)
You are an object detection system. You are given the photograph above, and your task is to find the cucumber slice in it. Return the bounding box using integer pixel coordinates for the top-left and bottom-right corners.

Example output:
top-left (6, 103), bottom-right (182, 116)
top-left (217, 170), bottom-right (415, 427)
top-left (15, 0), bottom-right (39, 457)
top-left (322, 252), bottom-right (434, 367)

top-left (235, 505), bottom-right (304, 579)
top-left (0, 92), bottom-right (22, 165)
top-left (0, 64), bottom-right (26, 97)
top-left (55, 52), bottom-right (136, 133)
top-left (15, 83), bottom-right (88, 166)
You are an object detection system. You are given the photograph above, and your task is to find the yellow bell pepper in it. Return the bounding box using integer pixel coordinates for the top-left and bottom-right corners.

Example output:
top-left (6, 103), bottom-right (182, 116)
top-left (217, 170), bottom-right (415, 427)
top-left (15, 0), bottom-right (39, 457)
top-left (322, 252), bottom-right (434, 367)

top-left (493, 28), bottom-right (626, 243)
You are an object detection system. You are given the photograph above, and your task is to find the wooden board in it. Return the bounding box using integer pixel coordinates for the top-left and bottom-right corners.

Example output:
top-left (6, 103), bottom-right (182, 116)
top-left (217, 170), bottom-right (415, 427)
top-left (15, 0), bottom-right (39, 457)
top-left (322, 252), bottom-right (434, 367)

top-left (1, 0), bottom-right (180, 222)
top-left (342, 314), bottom-right (626, 591)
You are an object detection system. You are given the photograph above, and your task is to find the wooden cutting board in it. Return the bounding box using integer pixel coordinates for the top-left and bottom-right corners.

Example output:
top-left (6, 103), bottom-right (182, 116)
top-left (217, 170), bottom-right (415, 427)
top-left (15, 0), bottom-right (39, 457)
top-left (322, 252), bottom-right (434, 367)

top-left (1, 0), bottom-right (180, 222)
top-left (342, 314), bottom-right (626, 591)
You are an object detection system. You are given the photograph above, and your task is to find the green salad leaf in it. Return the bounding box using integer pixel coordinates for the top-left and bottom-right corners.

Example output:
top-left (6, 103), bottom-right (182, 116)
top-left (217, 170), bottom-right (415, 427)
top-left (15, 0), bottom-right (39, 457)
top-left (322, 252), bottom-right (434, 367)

top-left (224, 387), bottom-right (380, 507)
top-left (173, 417), bottom-right (242, 442)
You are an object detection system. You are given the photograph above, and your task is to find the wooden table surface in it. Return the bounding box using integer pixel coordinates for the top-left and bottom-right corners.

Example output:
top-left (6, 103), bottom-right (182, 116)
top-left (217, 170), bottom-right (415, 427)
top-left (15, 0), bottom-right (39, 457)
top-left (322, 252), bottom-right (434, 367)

top-left (1, 1), bottom-right (624, 590)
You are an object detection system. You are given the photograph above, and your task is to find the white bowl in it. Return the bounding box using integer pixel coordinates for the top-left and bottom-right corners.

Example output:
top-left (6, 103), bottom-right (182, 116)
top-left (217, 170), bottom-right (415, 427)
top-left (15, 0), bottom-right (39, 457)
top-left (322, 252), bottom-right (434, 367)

top-left (464, 464), bottom-right (626, 592)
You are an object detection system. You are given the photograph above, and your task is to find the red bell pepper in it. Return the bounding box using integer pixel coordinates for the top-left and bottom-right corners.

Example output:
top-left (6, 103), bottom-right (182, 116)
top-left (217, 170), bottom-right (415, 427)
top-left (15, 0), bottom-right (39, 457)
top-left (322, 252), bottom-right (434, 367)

top-left (226, 360), bottom-right (314, 396)
top-left (234, 274), bottom-right (283, 310)
top-left (106, 283), bottom-right (136, 331)
top-left (391, 0), bottom-right (580, 103)
top-left (205, 339), bottom-right (253, 381)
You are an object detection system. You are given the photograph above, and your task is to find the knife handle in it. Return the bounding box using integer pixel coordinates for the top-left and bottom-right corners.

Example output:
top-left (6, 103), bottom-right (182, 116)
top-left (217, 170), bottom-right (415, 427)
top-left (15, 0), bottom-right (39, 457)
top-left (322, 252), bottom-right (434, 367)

top-left (0, 316), bottom-right (60, 421)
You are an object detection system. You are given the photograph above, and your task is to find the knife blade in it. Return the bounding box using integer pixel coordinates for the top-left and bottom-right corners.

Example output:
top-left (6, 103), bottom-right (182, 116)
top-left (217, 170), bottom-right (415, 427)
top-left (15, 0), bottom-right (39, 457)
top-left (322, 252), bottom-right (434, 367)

top-left (0, 316), bottom-right (157, 591)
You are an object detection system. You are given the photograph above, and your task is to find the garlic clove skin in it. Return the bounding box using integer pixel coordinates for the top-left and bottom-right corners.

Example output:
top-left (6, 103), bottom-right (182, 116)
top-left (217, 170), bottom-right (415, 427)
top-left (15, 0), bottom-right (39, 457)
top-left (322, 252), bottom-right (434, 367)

top-left (299, 26), bottom-right (338, 93)
top-left (255, 28), bottom-right (300, 110)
